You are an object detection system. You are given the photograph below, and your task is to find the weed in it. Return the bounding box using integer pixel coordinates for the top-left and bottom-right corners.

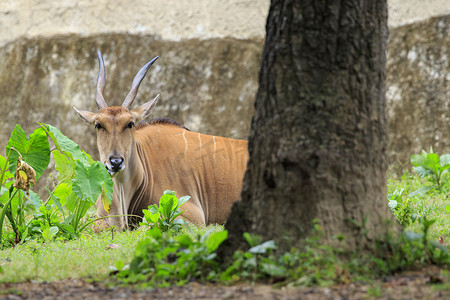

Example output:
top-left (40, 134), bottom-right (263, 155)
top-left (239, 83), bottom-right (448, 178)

top-left (116, 226), bottom-right (227, 287)
top-left (410, 147), bottom-right (450, 193)
top-left (387, 188), bottom-right (413, 225)
top-left (140, 190), bottom-right (190, 232)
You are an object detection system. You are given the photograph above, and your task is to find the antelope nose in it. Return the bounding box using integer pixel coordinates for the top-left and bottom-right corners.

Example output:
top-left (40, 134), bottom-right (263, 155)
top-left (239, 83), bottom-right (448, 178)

top-left (109, 156), bottom-right (124, 172)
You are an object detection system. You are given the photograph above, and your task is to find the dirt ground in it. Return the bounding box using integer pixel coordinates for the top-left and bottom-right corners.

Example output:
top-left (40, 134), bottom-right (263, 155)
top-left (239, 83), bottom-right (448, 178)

top-left (0, 267), bottom-right (448, 300)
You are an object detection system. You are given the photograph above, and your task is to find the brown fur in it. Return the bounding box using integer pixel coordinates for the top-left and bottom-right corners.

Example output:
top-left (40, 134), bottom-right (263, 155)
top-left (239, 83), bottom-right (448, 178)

top-left (87, 108), bottom-right (249, 229)
top-left (136, 118), bottom-right (189, 131)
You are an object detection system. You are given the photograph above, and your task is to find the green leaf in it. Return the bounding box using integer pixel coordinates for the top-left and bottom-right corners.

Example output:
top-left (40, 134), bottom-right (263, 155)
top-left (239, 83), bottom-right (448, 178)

top-left (205, 230), bottom-right (228, 253)
top-left (0, 186), bottom-right (18, 244)
top-left (178, 196), bottom-right (191, 207)
top-left (249, 240), bottom-right (276, 254)
top-left (42, 226), bottom-right (59, 242)
top-left (440, 154), bottom-right (450, 167)
top-left (388, 200), bottom-right (398, 209)
top-left (47, 187), bottom-right (64, 214)
top-left (56, 219), bottom-right (75, 232)
top-left (145, 205), bottom-right (160, 225)
top-left (143, 209), bottom-right (153, 223)
top-left (0, 183), bottom-right (21, 213)
top-left (53, 150), bottom-right (75, 183)
top-left (147, 227), bottom-right (162, 240)
top-left (243, 232), bottom-right (262, 247)
top-left (172, 219), bottom-right (185, 227)
top-left (53, 183), bottom-right (72, 207)
top-left (159, 194), bottom-right (176, 218)
top-left (6, 125), bottom-right (50, 181)
top-left (163, 190), bottom-right (176, 196)
top-left (72, 161), bottom-right (106, 203)
top-left (64, 192), bottom-right (79, 213)
top-left (177, 234), bottom-right (194, 248)
top-left (411, 153), bottom-right (425, 167)
top-left (40, 124), bottom-right (89, 167)
top-left (25, 190), bottom-right (42, 209)
top-left (115, 260), bottom-right (127, 271)
top-left (100, 168), bottom-right (113, 206)
top-left (424, 153), bottom-right (440, 172)
top-left (149, 204), bottom-right (160, 215)
top-left (409, 185), bottom-right (434, 197)
top-left (261, 262), bottom-right (287, 277)
top-left (445, 205), bottom-right (450, 213)
top-left (412, 166), bottom-right (429, 178)
top-left (0, 155), bottom-right (14, 184)
top-left (100, 185), bottom-right (111, 213)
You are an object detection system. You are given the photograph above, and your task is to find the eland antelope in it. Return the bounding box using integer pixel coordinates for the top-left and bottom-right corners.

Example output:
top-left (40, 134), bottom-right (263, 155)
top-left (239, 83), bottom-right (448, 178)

top-left (73, 51), bottom-right (248, 230)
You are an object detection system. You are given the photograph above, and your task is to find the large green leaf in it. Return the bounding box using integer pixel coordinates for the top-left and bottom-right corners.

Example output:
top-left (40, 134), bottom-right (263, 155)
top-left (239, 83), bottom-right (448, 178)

top-left (440, 154), bottom-right (450, 167)
top-left (410, 154), bottom-right (424, 167)
top-left (53, 183), bottom-right (72, 208)
top-left (40, 123), bottom-right (89, 167)
top-left (100, 165), bottom-right (113, 206)
top-left (412, 166), bottom-right (430, 178)
top-left (424, 153), bottom-right (440, 173)
top-left (25, 190), bottom-right (43, 209)
top-left (0, 182), bottom-right (18, 205)
top-left (159, 193), bottom-right (177, 218)
top-left (0, 155), bottom-right (14, 184)
top-left (72, 161), bottom-right (106, 203)
top-left (53, 150), bottom-right (75, 184)
top-left (205, 230), bottom-right (228, 253)
top-left (6, 125), bottom-right (50, 181)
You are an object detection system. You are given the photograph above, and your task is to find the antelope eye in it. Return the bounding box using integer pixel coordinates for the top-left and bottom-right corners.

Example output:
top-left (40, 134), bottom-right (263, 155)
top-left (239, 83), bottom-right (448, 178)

top-left (95, 123), bottom-right (103, 130)
top-left (127, 122), bottom-right (135, 129)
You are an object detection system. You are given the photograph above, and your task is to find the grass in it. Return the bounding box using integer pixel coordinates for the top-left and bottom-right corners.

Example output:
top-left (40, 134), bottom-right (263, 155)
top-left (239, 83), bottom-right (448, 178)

top-left (0, 229), bottom-right (145, 283)
top-left (0, 224), bottom-right (222, 283)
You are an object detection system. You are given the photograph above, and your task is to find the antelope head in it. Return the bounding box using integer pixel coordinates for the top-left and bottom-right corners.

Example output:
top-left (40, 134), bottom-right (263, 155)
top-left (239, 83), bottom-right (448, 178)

top-left (74, 51), bottom-right (159, 176)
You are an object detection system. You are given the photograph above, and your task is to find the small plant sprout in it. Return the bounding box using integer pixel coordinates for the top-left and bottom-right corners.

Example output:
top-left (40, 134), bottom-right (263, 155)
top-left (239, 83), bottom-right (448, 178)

top-left (410, 147), bottom-right (450, 192)
top-left (140, 190), bottom-right (190, 232)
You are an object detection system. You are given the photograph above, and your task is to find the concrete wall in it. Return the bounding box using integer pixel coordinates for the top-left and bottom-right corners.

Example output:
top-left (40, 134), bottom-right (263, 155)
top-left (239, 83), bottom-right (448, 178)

top-left (386, 15), bottom-right (449, 166)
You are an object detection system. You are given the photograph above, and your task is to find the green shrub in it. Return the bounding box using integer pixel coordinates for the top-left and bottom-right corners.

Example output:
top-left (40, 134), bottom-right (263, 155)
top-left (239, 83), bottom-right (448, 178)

top-left (116, 226), bottom-right (227, 287)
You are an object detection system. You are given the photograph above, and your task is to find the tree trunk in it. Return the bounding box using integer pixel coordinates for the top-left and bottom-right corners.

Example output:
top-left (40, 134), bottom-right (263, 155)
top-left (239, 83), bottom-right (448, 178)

top-left (221, 0), bottom-right (396, 259)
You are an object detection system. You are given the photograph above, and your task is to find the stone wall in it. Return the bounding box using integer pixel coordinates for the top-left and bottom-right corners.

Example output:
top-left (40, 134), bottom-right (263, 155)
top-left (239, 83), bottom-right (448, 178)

top-left (386, 15), bottom-right (449, 166)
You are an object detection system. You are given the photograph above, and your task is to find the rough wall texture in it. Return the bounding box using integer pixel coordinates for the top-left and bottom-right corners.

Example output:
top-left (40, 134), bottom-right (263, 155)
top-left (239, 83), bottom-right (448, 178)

top-left (386, 15), bottom-right (449, 166)
top-left (0, 35), bottom-right (262, 160)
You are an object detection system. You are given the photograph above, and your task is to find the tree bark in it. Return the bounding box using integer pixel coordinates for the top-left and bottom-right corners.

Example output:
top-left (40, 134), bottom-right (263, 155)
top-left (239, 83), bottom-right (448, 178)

top-left (221, 0), bottom-right (396, 260)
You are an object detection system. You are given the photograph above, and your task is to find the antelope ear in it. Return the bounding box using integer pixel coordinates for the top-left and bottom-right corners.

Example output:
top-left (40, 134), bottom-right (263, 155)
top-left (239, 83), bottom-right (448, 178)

top-left (73, 107), bottom-right (97, 124)
top-left (131, 94), bottom-right (159, 122)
